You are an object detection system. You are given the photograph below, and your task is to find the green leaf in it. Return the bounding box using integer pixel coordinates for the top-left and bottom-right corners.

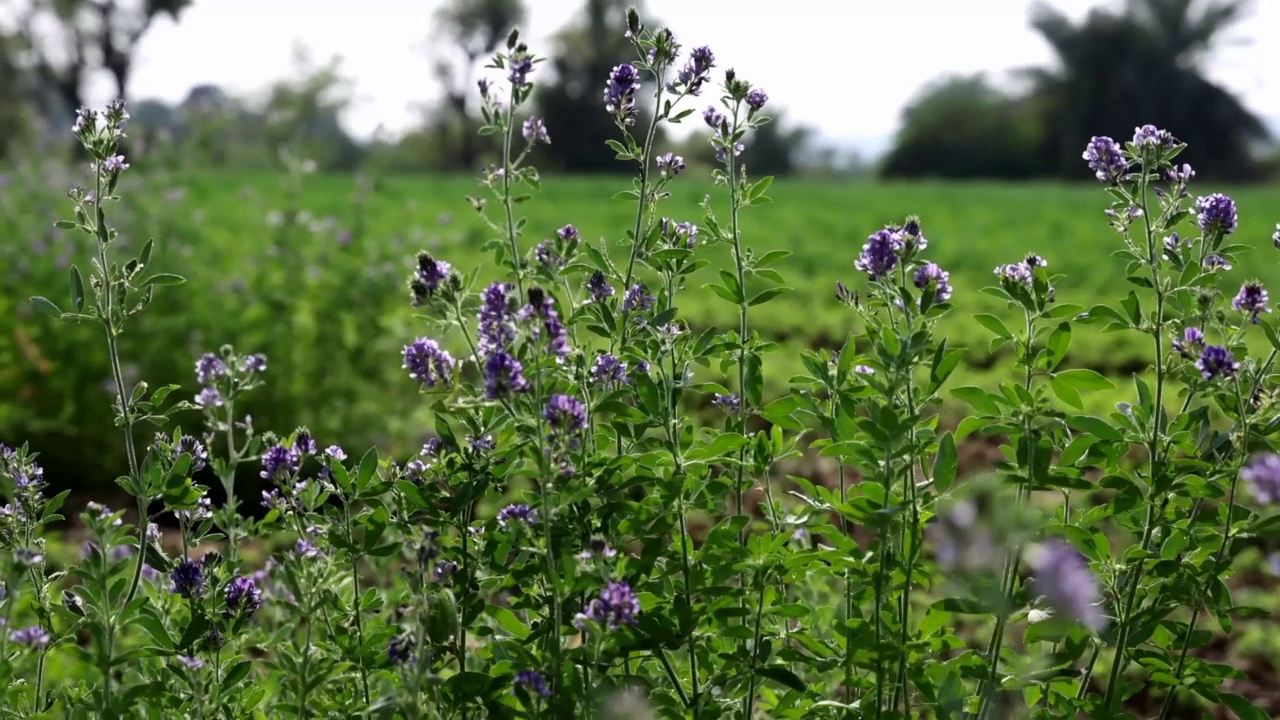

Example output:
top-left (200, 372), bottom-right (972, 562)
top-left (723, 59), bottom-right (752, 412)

top-left (1221, 694), bottom-right (1268, 720)
top-left (973, 313), bottom-right (1013, 339)
top-left (30, 296), bottom-right (62, 318)
top-left (140, 273), bottom-right (186, 288)
top-left (748, 287), bottom-right (790, 306)
top-left (932, 597), bottom-right (993, 614)
top-left (1054, 368), bottom-right (1116, 392)
top-left (1049, 377), bottom-right (1084, 410)
top-left (760, 395), bottom-right (803, 431)
top-left (485, 606), bottom-right (530, 639)
top-left (951, 386), bottom-right (1002, 415)
top-left (755, 666), bottom-right (806, 692)
top-left (1067, 415), bottom-right (1125, 443)
top-left (933, 433), bottom-right (957, 493)
top-left (222, 660), bottom-right (252, 688)
top-left (70, 265), bottom-right (86, 312)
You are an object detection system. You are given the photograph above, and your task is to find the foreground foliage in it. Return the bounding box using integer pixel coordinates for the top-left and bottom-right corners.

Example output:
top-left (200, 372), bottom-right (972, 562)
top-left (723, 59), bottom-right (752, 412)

top-left (4, 9), bottom-right (1280, 719)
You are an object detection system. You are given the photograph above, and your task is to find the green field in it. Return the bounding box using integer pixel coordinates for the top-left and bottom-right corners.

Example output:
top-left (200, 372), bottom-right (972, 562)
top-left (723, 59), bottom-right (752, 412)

top-left (4, 168), bottom-right (1280, 488)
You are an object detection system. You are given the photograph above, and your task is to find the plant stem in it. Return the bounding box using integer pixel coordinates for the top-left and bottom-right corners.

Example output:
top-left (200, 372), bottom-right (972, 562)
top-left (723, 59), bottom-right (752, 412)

top-left (743, 572), bottom-right (768, 720)
top-left (347, 505), bottom-right (371, 707)
top-left (614, 84), bottom-right (664, 354)
top-left (500, 86), bottom-right (523, 299)
top-left (1102, 171), bottom-right (1166, 711)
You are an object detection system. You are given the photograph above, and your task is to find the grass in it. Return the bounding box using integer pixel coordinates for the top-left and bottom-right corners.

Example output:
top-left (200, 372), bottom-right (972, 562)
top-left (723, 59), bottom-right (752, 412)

top-left (3, 168), bottom-right (1280, 488)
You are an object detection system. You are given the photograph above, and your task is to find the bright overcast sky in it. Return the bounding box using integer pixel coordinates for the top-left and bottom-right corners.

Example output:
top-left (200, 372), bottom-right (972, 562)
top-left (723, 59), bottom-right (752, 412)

top-left (105, 0), bottom-right (1280, 145)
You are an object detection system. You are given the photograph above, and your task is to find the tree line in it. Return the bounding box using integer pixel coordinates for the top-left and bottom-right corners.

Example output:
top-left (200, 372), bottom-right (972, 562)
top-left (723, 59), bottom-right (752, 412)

top-left (0, 0), bottom-right (1274, 180)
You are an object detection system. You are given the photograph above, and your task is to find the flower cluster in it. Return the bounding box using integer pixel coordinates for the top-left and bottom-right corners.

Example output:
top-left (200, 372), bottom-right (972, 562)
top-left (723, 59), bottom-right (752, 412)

top-left (574, 581), bottom-right (640, 631)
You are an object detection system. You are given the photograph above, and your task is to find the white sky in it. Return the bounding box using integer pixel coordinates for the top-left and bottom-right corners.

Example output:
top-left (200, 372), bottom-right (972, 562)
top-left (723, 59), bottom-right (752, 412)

top-left (101, 0), bottom-right (1280, 144)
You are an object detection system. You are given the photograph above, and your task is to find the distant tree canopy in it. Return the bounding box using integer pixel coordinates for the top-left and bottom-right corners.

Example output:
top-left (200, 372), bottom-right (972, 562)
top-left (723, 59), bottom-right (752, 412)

top-left (883, 0), bottom-right (1271, 181)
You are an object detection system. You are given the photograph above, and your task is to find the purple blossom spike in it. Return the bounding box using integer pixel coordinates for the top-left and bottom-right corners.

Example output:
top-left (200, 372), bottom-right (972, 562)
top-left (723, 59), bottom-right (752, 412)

top-left (534, 240), bottom-right (562, 269)
top-left (195, 387), bottom-right (223, 408)
top-left (712, 394), bottom-right (741, 414)
top-left (1196, 194), bottom-right (1238, 236)
top-left (604, 63), bottom-right (640, 125)
top-left (913, 263), bottom-right (953, 304)
top-left (855, 229), bottom-right (900, 280)
top-left (260, 444), bottom-right (300, 481)
top-left (995, 262), bottom-right (1033, 287)
top-left (746, 88), bottom-right (768, 112)
top-left (522, 116), bottom-right (550, 144)
top-left (195, 353), bottom-right (228, 385)
top-left (574, 581), bottom-right (641, 631)
top-left (507, 52), bottom-right (533, 88)
top-left (1273, 224), bottom-right (1280, 250)
top-left (656, 153), bottom-right (686, 177)
top-left (483, 351), bottom-right (530, 399)
top-left (622, 283), bottom-right (655, 314)
top-left (170, 560), bottom-right (205, 599)
top-left (410, 252), bottom-right (452, 305)
top-left (703, 106), bottom-right (726, 133)
top-left (1082, 136), bottom-right (1128, 184)
top-left (669, 45), bottom-right (714, 95)
top-left (497, 503), bottom-right (540, 528)
top-left (102, 155), bottom-right (129, 173)
top-left (388, 635), bottom-right (414, 664)
top-left (586, 271), bottom-right (614, 303)
top-left (591, 353), bottom-right (629, 388)
top-left (402, 338), bottom-right (456, 388)
top-left (178, 655), bottom-right (204, 670)
top-left (1196, 346), bottom-right (1238, 381)
top-left (225, 575), bottom-right (262, 616)
top-left (478, 282), bottom-right (516, 355)
top-left (241, 354), bottom-right (267, 373)
top-left (8, 626), bottom-right (50, 649)
top-left (1232, 282), bottom-right (1270, 324)
top-left (1243, 454), bottom-right (1280, 505)
top-left (515, 669), bottom-right (551, 698)
top-left (1172, 327), bottom-right (1205, 359)
top-left (1029, 539), bottom-right (1106, 632)
top-left (1131, 124), bottom-right (1173, 149)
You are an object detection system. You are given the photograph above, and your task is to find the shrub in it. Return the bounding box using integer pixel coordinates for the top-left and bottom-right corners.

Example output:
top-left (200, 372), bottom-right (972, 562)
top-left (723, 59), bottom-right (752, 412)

top-left (2, 10), bottom-right (1278, 719)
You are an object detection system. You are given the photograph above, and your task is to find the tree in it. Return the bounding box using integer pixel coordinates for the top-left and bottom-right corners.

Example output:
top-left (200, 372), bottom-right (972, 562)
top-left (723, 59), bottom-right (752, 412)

top-left (1024, 0), bottom-right (1268, 180)
top-left (9, 0), bottom-right (190, 120)
top-left (741, 112), bottom-right (814, 177)
top-left (535, 0), bottom-right (663, 172)
top-left (881, 75), bottom-right (1044, 179)
top-left (261, 46), bottom-right (363, 172)
top-left (430, 0), bottom-right (525, 170)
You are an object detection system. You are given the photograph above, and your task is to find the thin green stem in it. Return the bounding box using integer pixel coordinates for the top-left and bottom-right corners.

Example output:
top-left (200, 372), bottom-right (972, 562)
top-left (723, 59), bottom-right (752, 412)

top-left (613, 83), bottom-right (665, 354)
top-left (346, 504), bottom-right (372, 707)
top-left (500, 86), bottom-right (523, 299)
top-left (743, 573), bottom-right (768, 720)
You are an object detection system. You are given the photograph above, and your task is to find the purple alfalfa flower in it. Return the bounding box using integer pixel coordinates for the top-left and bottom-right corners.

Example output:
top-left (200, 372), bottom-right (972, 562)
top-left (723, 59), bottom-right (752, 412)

top-left (225, 575), bottom-right (262, 617)
top-left (1242, 453), bottom-right (1280, 505)
top-left (712, 393), bottom-right (741, 414)
top-left (240, 354), bottom-right (267, 373)
top-left (669, 45), bottom-right (714, 95)
top-left (854, 229), bottom-right (900, 281)
top-left (172, 434), bottom-right (208, 473)
top-left (15, 548), bottom-right (42, 566)
top-left (703, 106), bottom-right (726, 134)
top-left (195, 387), bottom-right (223, 408)
top-left (522, 116), bottom-right (550, 144)
top-left (468, 434), bottom-right (496, 454)
top-left (1163, 233), bottom-right (1182, 257)
top-left (1232, 281), bottom-right (1271, 324)
top-left (995, 262), bottom-right (1033, 288)
top-left (420, 438), bottom-right (442, 459)
top-left (178, 495), bottom-right (213, 524)
top-left (1173, 327), bottom-right (1205, 359)
top-left (622, 283), bottom-right (655, 314)
top-left (1202, 254), bottom-right (1232, 272)
top-left (1273, 223), bottom-right (1280, 250)
top-left (1131, 124), bottom-right (1173, 150)
top-left (855, 364), bottom-right (876, 376)
top-left (195, 353), bottom-right (228, 385)
top-left (557, 224), bottom-right (579, 243)
top-left (521, 290), bottom-right (571, 358)
top-left (656, 152), bottom-right (686, 178)
top-left (101, 155), bottom-right (129, 173)
top-left (410, 251), bottom-right (452, 306)
top-left (8, 625), bottom-right (51, 649)
top-left (745, 88), bottom-right (768, 112)
top-left (1082, 136), bottom-right (1128, 184)
top-left (170, 560), bottom-right (205, 599)
top-left (579, 537), bottom-right (619, 561)
top-left (604, 63), bottom-right (640, 125)
top-left (507, 51), bottom-right (533, 88)
top-left (591, 353), bottom-right (629, 388)
top-left (260, 444), bottom-right (300, 481)
top-left (402, 338), bottom-right (457, 389)
top-left (483, 351), bottom-right (531, 399)
top-left (292, 428), bottom-right (318, 457)
top-left (586, 271), bottom-right (614, 303)
top-left (433, 560), bottom-right (458, 581)
top-left (1196, 193), bottom-right (1238, 236)
top-left (478, 282), bottom-right (516, 355)
top-left (388, 635), bottom-right (414, 664)
top-left (714, 142), bottom-right (745, 163)
top-left (1166, 163), bottom-right (1195, 187)
top-left (497, 503), bottom-right (540, 528)
top-left (1196, 345), bottom-right (1239, 381)
top-left (294, 539), bottom-right (321, 559)
top-left (515, 670), bottom-right (552, 699)
top-left (912, 262), bottom-right (953, 304)
top-left (261, 489), bottom-right (286, 512)
top-left (178, 655), bottom-right (204, 670)
top-left (574, 581), bottom-right (641, 631)
top-left (544, 394), bottom-right (587, 434)
top-left (534, 240), bottom-right (562, 269)
top-left (661, 218), bottom-right (698, 249)
top-left (404, 459), bottom-right (429, 484)
top-left (1029, 539), bottom-right (1106, 632)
